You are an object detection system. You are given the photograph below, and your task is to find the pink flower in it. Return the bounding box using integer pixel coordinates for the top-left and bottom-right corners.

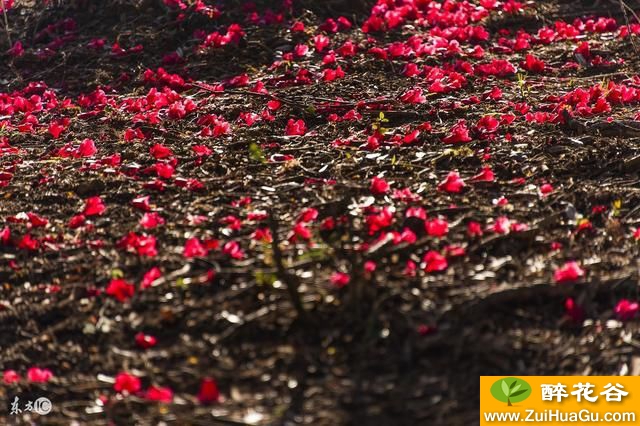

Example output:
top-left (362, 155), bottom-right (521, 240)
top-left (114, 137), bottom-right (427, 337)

top-left (84, 196), bottom-right (106, 216)
top-left (3, 370), bottom-right (20, 384)
top-left (442, 120), bottom-right (472, 144)
top-left (145, 385), bottom-right (173, 403)
top-left (114, 372), bottom-right (141, 394)
top-left (615, 299), bottom-right (639, 321)
top-left (370, 176), bottom-right (390, 195)
top-left (632, 227), bottom-right (640, 240)
top-left (106, 278), bottom-right (135, 302)
top-left (437, 171), bottom-right (466, 193)
top-left (554, 261), bottom-right (585, 283)
top-left (423, 251), bottom-right (448, 273)
top-left (285, 119), bottom-right (307, 136)
top-left (27, 367), bottom-right (53, 383)
top-left (330, 272), bottom-right (350, 288)
top-left (198, 377), bottom-right (221, 404)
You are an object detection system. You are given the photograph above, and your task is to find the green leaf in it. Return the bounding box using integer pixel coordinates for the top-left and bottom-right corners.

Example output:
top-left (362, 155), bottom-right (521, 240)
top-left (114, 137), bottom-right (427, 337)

top-left (511, 384), bottom-right (521, 394)
top-left (510, 380), bottom-right (518, 389)
top-left (510, 389), bottom-right (528, 398)
top-left (249, 142), bottom-right (266, 164)
top-left (501, 380), bottom-right (510, 397)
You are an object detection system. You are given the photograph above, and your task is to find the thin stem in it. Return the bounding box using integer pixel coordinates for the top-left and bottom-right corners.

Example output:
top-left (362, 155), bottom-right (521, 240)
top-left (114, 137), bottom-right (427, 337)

top-left (1, 1), bottom-right (11, 49)
top-left (268, 214), bottom-right (307, 321)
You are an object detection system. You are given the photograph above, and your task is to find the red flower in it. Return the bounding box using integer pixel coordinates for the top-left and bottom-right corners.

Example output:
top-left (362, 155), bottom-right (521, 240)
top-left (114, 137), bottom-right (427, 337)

top-left (135, 332), bottom-right (157, 349)
top-left (634, 228), bottom-right (640, 240)
top-left (425, 217), bottom-right (448, 237)
top-left (145, 385), bottom-right (173, 403)
top-left (523, 54), bottom-right (546, 73)
top-left (155, 162), bottom-right (175, 179)
top-left (554, 261), bottom-right (585, 283)
top-left (467, 221), bottom-right (483, 237)
top-left (106, 278), bottom-right (135, 302)
top-left (364, 261), bottom-right (377, 272)
top-left (184, 237), bottom-right (208, 258)
top-left (476, 116), bottom-right (499, 134)
top-left (564, 298), bottom-right (584, 323)
top-left (117, 232), bottom-right (158, 257)
top-left (68, 214), bottom-right (86, 229)
top-left (470, 167), bottom-right (495, 182)
top-left (294, 208), bottom-right (317, 224)
top-left (370, 176), bottom-right (390, 195)
top-left (223, 241), bottom-right (245, 259)
top-left (27, 367), bottom-right (53, 383)
top-left (193, 145), bottom-right (213, 156)
top-left (132, 195), bottom-right (151, 211)
top-left (0, 226), bottom-right (10, 245)
top-left (198, 377), bottom-right (221, 404)
top-left (400, 87), bottom-right (426, 104)
top-left (330, 272), bottom-right (350, 288)
top-left (8, 40), bottom-right (23, 57)
top-left (442, 120), bottom-right (472, 144)
top-left (491, 216), bottom-right (511, 234)
top-left (150, 143), bottom-right (173, 159)
top-left (437, 171), bottom-right (466, 193)
top-left (290, 222), bottom-right (312, 241)
top-left (48, 122), bottom-right (65, 138)
top-left (615, 299), bottom-right (639, 321)
top-left (84, 196), bottom-right (106, 216)
top-left (539, 183), bottom-right (554, 195)
top-left (139, 212), bottom-right (163, 230)
top-left (17, 234), bottom-right (39, 251)
top-left (423, 251), bottom-right (448, 273)
top-left (77, 138), bottom-right (97, 157)
top-left (114, 372), bottom-right (141, 394)
top-left (141, 267), bottom-right (162, 289)
top-left (285, 119), bottom-right (307, 136)
top-left (313, 34), bottom-right (330, 52)
top-left (3, 370), bottom-right (20, 384)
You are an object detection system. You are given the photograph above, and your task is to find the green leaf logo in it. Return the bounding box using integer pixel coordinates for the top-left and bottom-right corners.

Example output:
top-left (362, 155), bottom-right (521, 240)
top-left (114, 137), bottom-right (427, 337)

top-left (490, 377), bottom-right (532, 406)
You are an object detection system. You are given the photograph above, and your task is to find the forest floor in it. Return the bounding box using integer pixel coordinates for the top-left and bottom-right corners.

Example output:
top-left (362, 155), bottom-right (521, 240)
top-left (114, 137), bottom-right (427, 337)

top-left (1, 0), bottom-right (640, 424)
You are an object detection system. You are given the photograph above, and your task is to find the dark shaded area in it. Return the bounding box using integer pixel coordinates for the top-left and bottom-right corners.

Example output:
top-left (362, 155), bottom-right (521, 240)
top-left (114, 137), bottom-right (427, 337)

top-left (0, 0), bottom-right (640, 425)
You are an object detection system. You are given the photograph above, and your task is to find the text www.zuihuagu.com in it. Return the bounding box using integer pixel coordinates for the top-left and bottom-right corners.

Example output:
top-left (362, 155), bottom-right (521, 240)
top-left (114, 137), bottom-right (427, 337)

top-left (484, 409), bottom-right (636, 423)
